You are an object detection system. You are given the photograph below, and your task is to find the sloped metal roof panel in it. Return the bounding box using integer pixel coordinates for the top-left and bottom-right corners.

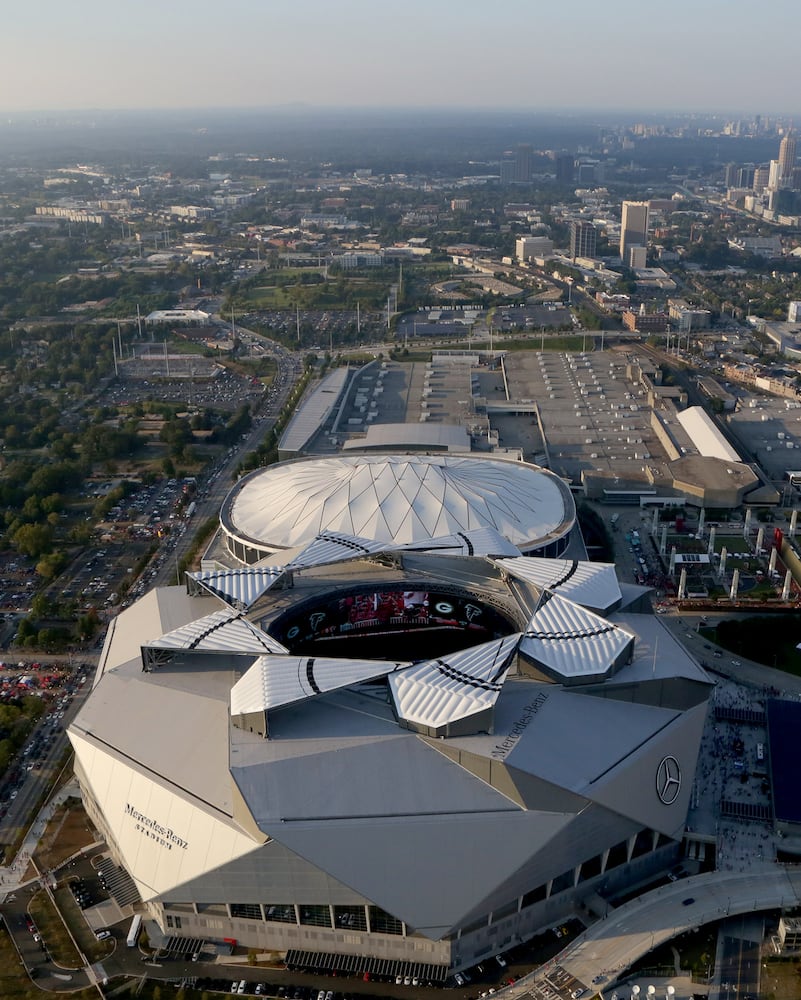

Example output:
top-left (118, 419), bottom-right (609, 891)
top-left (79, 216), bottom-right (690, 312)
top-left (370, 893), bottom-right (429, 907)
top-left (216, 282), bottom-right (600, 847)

top-left (285, 532), bottom-right (391, 571)
top-left (397, 525), bottom-right (522, 558)
top-left (188, 567), bottom-right (285, 608)
top-left (389, 635), bottom-right (520, 730)
top-left (519, 592), bottom-right (632, 681)
top-left (231, 655), bottom-right (408, 716)
top-left (494, 557), bottom-right (621, 612)
top-left (148, 609), bottom-right (287, 655)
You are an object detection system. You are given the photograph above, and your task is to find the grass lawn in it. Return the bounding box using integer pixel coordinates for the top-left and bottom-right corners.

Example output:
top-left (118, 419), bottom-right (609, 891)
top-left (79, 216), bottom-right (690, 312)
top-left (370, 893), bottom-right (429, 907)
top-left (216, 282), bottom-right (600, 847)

top-left (34, 798), bottom-right (96, 871)
top-left (0, 925), bottom-right (97, 999)
top-left (709, 615), bottom-right (801, 676)
top-left (53, 882), bottom-right (113, 964)
top-left (28, 889), bottom-right (83, 969)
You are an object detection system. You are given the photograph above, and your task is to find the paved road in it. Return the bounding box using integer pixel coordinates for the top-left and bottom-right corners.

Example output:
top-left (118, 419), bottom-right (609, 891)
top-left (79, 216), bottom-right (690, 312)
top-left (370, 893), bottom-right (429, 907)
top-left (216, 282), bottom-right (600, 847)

top-left (151, 335), bottom-right (303, 589)
top-left (0, 671), bottom-right (95, 851)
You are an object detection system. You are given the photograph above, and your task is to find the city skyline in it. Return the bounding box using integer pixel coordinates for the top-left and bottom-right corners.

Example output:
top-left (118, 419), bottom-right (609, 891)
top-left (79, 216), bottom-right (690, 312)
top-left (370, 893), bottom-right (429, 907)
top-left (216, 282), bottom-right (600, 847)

top-left (2, 0), bottom-right (800, 115)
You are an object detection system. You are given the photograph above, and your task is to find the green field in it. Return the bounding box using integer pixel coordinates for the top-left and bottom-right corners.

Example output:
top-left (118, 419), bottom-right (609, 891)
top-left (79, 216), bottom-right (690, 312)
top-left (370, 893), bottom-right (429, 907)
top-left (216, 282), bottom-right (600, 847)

top-left (229, 273), bottom-right (390, 311)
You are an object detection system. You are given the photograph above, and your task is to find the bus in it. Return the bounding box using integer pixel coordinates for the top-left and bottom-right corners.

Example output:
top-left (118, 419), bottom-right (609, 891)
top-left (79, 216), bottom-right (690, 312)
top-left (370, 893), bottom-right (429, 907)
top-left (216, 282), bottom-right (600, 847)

top-left (127, 913), bottom-right (142, 948)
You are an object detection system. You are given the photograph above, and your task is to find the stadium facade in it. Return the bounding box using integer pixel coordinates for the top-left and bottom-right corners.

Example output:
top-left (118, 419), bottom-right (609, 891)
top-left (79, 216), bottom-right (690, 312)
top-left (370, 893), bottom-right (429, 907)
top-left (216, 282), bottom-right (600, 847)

top-left (69, 454), bottom-right (711, 973)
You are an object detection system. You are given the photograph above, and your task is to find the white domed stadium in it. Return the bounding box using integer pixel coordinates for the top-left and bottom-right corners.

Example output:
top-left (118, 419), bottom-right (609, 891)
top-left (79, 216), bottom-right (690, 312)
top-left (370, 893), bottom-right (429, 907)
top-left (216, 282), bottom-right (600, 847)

top-left (220, 454), bottom-right (576, 564)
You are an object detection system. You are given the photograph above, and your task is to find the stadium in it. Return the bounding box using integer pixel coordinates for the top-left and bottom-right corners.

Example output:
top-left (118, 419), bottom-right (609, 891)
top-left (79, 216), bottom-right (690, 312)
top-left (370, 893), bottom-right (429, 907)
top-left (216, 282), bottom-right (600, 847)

top-left (69, 453), bottom-right (712, 975)
top-left (219, 454), bottom-right (577, 564)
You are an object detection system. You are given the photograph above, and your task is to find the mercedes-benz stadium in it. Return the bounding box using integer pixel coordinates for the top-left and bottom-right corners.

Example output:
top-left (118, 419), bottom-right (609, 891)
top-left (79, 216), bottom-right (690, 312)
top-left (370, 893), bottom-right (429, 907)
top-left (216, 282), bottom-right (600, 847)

top-left (69, 453), bottom-right (712, 976)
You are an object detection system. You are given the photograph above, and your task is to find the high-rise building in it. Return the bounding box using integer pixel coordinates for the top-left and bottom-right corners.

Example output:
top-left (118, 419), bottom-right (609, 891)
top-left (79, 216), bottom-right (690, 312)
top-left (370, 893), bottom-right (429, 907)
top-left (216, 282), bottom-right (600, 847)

top-left (515, 144), bottom-right (533, 183)
top-left (778, 133), bottom-right (797, 185)
top-left (768, 160), bottom-right (782, 191)
top-left (570, 220), bottom-right (597, 260)
top-left (499, 158), bottom-right (516, 184)
top-left (555, 153), bottom-right (575, 185)
top-left (620, 201), bottom-right (649, 267)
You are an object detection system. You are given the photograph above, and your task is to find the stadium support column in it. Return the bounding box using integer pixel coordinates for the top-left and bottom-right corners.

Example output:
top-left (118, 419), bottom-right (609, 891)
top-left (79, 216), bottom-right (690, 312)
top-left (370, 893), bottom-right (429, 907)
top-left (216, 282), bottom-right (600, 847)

top-left (698, 508), bottom-right (706, 537)
top-left (769, 547), bottom-right (778, 575)
top-left (719, 547), bottom-right (728, 579)
top-left (791, 509), bottom-right (798, 538)
top-left (708, 526), bottom-right (716, 557)
top-left (669, 546), bottom-right (677, 575)
top-left (756, 527), bottom-right (764, 554)
top-left (729, 568), bottom-right (740, 601)
top-left (678, 568), bottom-right (687, 600)
top-left (744, 509), bottom-right (752, 539)
top-left (660, 524), bottom-right (668, 555)
top-left (652, 507), bottom-right (659, 535)
top-left (782, 569), bottom-right (793, 601)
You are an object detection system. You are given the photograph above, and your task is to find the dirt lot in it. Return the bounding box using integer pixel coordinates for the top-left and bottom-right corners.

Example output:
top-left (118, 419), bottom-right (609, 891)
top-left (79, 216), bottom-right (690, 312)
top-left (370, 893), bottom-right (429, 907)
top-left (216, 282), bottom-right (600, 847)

top-left (764, 957), bottom-right (801, 999)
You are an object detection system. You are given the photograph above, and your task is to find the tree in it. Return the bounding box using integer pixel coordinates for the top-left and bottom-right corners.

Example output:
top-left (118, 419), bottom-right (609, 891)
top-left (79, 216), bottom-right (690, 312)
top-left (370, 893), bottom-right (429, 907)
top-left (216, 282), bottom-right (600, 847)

top-left (36, 550), bottom-right (68, 581)
top-left (12, 522), bottom-right (53, 559)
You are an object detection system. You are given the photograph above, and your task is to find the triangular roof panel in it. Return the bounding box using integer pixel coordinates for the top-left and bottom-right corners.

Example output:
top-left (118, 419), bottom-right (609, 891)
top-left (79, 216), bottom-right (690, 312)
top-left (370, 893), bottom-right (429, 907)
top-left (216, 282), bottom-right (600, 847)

top-left (494, 557), bottom-right (621, 613)
top-left (187, 567), bottom-right (285, 609)
top-left (399, 526), bottom-right (522, 558)
top-left (389, 635), bottom-right (520, 734)
top-left (147, 609), bottom-right (287, 655)
top-left (519, 592), bottom-right (633, 683)
top-left (285, 531), bottom-right (391, 571)
top-left (231, 655), bottom-right (408, 716)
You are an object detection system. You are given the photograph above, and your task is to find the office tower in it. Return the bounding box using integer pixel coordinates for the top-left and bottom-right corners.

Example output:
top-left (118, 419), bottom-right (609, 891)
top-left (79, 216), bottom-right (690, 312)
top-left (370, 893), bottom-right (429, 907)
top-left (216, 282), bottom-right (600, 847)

top-left (768, 160), bottom-right (781, 191)
top-left (778, 133), bottom-right (797, 185)
top-left (620, 201), bottom-right (649, 267)
top-left (724, 162), bottom-right (738, 187)
top-left (499, 158), bottom-right (516, 184)
top-left (515, 144), bottom-right (533, 183)
top-left (570, 220), bottom-right (597, 260)
top-left (555, 153), bottom-right (575, 185)
top-left (753, 165), bottom-right (770, 191)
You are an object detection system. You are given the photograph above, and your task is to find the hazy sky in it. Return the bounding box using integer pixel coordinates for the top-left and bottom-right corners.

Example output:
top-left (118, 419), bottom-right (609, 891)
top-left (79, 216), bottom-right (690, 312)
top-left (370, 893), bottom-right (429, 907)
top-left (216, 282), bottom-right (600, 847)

top-left (3, 0), bottom-right (799, 114)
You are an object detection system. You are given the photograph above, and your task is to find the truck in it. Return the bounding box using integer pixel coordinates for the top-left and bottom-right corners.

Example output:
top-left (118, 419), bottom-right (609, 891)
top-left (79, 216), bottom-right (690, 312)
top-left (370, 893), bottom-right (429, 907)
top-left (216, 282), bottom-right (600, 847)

top-left (127, 913), bottom-right (142, 948)
top-left (185, 501), bottom-right (196, 519)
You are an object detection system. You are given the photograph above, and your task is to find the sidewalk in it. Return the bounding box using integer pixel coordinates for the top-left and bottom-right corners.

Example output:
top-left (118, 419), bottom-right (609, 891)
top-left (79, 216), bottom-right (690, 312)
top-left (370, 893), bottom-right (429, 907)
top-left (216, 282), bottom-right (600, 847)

top-left (0, 776), bottom-right (82, 896)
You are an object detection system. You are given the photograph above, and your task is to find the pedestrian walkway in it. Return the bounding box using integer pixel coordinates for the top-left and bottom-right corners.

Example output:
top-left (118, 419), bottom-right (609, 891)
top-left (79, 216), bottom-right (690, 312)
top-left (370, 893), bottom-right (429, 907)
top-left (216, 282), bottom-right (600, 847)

top-left (0, 776), bottom-right (83, 897)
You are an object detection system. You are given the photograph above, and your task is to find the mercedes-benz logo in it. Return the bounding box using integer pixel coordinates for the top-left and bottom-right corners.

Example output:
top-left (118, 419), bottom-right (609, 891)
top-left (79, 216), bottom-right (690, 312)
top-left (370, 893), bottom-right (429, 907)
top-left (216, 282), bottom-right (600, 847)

top-left (656, 755), bottom-right (682, 805)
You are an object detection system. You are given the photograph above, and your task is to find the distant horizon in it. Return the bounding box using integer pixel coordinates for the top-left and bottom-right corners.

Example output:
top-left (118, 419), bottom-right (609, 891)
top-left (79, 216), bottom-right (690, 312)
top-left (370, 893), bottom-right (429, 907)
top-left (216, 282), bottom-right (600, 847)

top-left (1, 104), bottom-right (798, 120)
